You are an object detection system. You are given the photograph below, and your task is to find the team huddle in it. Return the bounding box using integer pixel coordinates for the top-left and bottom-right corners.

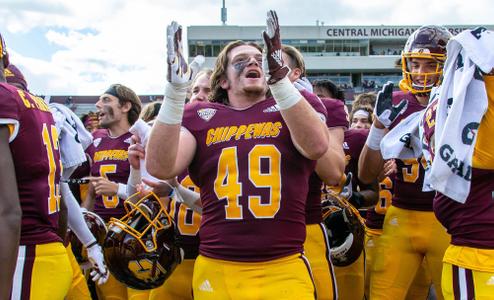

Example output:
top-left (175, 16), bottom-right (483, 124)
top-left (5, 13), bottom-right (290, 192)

top-left (1, 9), bottom-right (494, 300)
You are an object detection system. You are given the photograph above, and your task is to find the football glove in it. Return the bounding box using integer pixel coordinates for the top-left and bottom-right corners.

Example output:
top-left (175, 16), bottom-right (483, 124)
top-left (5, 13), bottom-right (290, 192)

top-left (262, 10), bottom-right (289, 84)
top-left (374, 82), bottom-right (408, 128)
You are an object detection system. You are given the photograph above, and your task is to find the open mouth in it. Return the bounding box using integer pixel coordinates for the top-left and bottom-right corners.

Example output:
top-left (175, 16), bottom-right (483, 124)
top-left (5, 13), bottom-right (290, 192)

top-left (245, 70), bottom-right (261, 79)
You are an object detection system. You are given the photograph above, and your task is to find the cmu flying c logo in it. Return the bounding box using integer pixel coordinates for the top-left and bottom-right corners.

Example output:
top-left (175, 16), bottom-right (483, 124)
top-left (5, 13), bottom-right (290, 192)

top-left (461, 122), bottom-right (479, 145)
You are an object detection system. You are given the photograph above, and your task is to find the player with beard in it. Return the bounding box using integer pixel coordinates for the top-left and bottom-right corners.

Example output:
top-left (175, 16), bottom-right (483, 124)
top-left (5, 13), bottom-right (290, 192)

top-left (147, 11), bottom-right (329, 299)
top-left (0, 33), bottom-right (72, 299)
top-left (81, 83), bottom-right (142, 300)
top-left (359, 25), bottom-right (452, 299)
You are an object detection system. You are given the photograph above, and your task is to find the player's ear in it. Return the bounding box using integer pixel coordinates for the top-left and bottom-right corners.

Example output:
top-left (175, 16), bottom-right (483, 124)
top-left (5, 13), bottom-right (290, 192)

top-left (121, 101), bottom-right (132, 113)
top-left (291, 68), bottom-right (302, 80)
top-left (220, 76), bottom-right (229, 90)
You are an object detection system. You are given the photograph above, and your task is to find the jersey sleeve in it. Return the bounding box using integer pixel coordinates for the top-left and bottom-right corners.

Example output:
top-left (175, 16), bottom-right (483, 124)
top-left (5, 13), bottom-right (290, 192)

top-left (0, 85), bottom-right (21, 142)
top-left (322, 98), bottom-right (349, 129)
top-left (300, 89), bottom-right (328, 122)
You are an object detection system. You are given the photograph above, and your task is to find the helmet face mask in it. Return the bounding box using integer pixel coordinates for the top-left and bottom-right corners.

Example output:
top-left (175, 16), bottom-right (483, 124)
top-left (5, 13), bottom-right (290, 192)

top-left (399, 25), bottom-right (452, 95)
top-left (104, 192), bottom-right (182, 290)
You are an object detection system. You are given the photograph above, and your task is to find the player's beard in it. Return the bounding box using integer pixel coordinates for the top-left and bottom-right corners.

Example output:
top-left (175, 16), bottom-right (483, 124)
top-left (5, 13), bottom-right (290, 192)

top-left (243, 84), bottom-right (267, 98)
top-left (99, 106), bottom-right (115, 129)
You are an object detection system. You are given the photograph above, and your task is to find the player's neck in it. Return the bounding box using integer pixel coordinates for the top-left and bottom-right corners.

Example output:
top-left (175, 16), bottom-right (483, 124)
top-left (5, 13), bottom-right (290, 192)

top-left (108, 120), bottom-right (131, 137)
top-left (227, 91), bottom-right (266, 109)
top-left (415, 94), bottom-right (430, 106)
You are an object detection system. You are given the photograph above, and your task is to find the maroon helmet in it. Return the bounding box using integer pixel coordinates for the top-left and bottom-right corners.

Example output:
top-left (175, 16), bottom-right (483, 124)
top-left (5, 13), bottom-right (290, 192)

top-left (103, 192), bottom-right (182, 290)
top-left (322, 193), bottom-right (365, 267)
top-left (70, 211), bottom-right (108, 264)
top-left (0, 32), bottom-right (8, 68)
top-left (400, 25), bottom-right (452, 94)
top-left (5, 64), bottom-right (28, 91)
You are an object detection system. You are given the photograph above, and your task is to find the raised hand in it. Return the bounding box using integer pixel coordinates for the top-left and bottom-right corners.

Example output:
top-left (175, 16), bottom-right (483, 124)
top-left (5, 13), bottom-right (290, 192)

top-left (166, 21), bottom-right (204, 86)
top-left (374, 82), bottom-right (408, 128)
top-left (262, 10), bottom-right (289, 84)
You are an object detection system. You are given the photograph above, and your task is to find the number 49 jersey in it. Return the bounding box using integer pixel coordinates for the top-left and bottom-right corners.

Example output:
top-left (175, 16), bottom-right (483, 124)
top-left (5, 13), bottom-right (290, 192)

top-left (0, 83), bottom-right (62, 245)
top-left (182, 92), bottom-right (327, 262)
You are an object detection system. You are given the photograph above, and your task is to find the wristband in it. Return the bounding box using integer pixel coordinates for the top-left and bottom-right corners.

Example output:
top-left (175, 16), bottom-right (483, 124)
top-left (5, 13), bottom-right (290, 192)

top-left (85, 240), bottom-right (98, 249)
top-left (366, 124), bottom-right (386, 151)
top-left (156, 82), bottom-right (187, 124)
top-left (269, 77), bottom-right (302, 110)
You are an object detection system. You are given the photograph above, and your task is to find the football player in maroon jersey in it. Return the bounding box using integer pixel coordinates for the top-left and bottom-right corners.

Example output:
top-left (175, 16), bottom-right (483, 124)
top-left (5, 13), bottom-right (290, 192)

top-left (82, 83), bottom-right (142, 300)
top-left (359, 26), bottom-right (452, 299)
top-left (0, 33), bottom-right (72, 300)
top-left (147, 11), bottom-right (329, 299)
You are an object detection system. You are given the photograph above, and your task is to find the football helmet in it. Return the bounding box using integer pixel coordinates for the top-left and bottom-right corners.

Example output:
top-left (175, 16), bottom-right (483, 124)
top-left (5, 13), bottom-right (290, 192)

top-left (322, 193), bottom-right (365, 267)
top-left (400, 25), bottom-right (452, 94)
top-left (70, 210), bottom-right (108, 264)
top-left (0, 32), bottom-right (9, 68)
top-left (103, 192), bottom-right (181, 290)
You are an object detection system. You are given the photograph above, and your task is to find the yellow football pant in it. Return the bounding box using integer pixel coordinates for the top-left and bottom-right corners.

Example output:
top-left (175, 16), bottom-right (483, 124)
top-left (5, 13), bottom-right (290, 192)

top-left (193, 253), bottom-right (315, 300)
top-left (370, 206), bottom-right (450, 300)
top-left (11, 242), bottom-right (72, 300)
top-left (304, 223), bottom-right (337, 300)
top-left (65, 244), bottom-right (91, 300)
top-left (149, 259), bottom-right (195, 300)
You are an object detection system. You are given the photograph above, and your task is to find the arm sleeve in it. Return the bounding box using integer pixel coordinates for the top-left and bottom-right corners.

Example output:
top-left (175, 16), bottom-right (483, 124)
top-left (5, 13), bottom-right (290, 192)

top-left (62, 182), bottom-right (97, 247)
top-left (174, 184), bottom-right (202, 214)
top-left (126, 167), bottom-right (141, 196)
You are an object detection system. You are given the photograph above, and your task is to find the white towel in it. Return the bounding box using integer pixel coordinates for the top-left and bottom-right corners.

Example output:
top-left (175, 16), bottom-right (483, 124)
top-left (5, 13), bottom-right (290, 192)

top-left (129, 119), bottom-right (159, 182)
top-left (428, 27), bottom-right (494, 203)
top-left (380, 110), bottom-right (424, 160)
top-left (49, 103), bottom-right (93, 178)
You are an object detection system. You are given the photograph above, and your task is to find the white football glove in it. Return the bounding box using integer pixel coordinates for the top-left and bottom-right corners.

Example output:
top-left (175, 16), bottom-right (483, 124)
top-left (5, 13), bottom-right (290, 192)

top-left (87, 243), bottom-right (109, 285)
top-left (374, 82), bottom-right (408, 128)
top-left (293, 77), bottom-right (313, 93)
top-left (166, 21), bottom-right (204, 87)
top-left (262, 10), bottom-right (289, 84)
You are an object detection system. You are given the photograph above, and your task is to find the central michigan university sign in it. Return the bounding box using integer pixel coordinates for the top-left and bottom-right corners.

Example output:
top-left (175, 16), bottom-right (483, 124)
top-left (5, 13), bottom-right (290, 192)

top-left (326, 26), bottom-right (471, 38)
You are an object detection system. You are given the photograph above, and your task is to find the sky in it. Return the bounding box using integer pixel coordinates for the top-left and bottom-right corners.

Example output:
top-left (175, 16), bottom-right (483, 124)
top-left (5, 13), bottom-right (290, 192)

top-left (1, 0), bottom-right (493, 95)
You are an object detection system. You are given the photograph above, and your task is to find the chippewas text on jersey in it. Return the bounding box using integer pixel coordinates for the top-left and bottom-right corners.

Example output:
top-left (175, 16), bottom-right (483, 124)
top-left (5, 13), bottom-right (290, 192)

top-left (206, 121), bottom-right (282, 146)
top-left (93, 149), bottom-right (128, 162)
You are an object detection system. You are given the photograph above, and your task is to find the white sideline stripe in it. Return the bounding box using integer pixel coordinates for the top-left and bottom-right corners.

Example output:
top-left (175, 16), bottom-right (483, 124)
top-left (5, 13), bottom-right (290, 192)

top-left (458, 266), bottom-right (468, 300)
top-left (11, 245), bottom-right (26, 300)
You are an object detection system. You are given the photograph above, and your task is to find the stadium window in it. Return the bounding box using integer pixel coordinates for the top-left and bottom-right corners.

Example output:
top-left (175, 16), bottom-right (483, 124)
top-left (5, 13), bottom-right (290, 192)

top-left (205, 45), bottom-right (212, 57)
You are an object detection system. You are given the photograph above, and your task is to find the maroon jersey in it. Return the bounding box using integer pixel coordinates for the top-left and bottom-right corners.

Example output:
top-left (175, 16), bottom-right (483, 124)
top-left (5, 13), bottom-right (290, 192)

top-left (365, 174), bottom-right (395, 230)
top-left (169, 172), bottom-right (201, 259)
top-left (343, 128), bottom-right (368, 187)
top-left (306, 97), bottom-right (348, 224)
top-left (182, 91), bottom-right (327, 262)
top-left (319, 128), bottom-right (368, 203)
top-left (322, 97), bottom-right (349, 129)
top-left (0, 83), bottom-right (62, 245)
top-left (388, 91), bottom-right (435, 211)
top-left (423, 97), bottom-right (494, 248)
top-left (85, 129), bottom-right (131, 222)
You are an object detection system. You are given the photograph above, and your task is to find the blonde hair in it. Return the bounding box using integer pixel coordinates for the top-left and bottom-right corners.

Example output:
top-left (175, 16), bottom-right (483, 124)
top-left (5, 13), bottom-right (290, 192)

top-left (209, 40), bottom-right (263, 105)
top-left (353, 93), bottom-right (377, 109)
top-left (282, 45), bottom-right (306, 77)
top-left (140, 101), bottom-right (162, 123)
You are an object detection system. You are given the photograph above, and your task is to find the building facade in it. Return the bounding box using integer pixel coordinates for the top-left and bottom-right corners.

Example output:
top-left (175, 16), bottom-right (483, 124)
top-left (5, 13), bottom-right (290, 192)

top-left (187, 24), bottom-right (493, 94)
